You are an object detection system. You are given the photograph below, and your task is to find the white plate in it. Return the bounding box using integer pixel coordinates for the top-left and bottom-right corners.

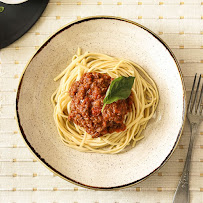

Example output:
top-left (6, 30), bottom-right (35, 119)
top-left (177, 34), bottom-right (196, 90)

top-left (0, 0), bottom-right (28, 4)
top-left (16, 16), bottom-right (186, 190)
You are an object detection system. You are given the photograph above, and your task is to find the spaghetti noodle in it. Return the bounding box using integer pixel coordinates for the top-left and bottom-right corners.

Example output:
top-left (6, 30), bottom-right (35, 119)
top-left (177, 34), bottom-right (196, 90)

top-left (51, 48), bottom-right (159, 154)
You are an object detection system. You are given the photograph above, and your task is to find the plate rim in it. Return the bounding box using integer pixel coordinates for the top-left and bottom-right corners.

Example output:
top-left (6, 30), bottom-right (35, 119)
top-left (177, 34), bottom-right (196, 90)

top-left (15, 15), bottom-right (187, 190)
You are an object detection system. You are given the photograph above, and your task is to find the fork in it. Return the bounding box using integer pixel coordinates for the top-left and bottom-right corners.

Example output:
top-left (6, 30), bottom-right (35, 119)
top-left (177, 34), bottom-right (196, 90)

top-left (173, 74), bottom-right (203, 203)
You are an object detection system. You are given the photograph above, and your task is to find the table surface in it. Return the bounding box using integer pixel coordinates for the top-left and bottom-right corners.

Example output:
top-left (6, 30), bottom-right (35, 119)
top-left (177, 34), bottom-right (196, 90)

top-left (0, 0), bottom-right (203, 202)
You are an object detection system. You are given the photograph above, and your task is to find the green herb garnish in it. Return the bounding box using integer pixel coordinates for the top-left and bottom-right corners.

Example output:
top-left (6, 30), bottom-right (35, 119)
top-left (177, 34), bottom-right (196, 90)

top-left (102, 76), bottom-right (135, 112)
top-left (0, 7), bottom-right (4, 13)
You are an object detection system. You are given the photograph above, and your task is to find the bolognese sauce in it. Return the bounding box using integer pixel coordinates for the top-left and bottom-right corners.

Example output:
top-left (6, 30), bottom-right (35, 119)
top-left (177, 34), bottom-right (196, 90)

top-left (68, 72), bottom-right (132, 138)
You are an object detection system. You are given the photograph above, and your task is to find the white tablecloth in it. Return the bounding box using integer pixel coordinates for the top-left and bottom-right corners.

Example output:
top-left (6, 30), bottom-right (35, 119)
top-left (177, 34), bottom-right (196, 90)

top-left (0, 0), bottom-right (203, 202)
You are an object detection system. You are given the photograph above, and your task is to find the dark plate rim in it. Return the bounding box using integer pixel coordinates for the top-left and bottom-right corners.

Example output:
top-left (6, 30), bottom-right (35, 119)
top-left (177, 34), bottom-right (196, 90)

top-left (0, 0), bottom-right (49, 49)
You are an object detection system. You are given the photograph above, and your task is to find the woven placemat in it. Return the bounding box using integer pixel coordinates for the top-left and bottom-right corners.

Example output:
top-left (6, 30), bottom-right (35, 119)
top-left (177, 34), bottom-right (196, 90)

top-left (0, 0), bottom-right (202, 202)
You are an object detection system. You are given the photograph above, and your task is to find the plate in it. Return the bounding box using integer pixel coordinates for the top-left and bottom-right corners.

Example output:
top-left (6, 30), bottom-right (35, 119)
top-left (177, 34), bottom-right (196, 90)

top-left (0, 0), bottom-right (28, 4)
top-left (16, 16), bottom-right (186, 190)
top-left (0, 0), bottom-right (48, 49)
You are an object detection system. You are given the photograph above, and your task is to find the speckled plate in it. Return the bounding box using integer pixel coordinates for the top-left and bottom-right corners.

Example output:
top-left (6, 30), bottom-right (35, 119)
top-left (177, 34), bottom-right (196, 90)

top-left (16, 16), bottom-right (186, 190)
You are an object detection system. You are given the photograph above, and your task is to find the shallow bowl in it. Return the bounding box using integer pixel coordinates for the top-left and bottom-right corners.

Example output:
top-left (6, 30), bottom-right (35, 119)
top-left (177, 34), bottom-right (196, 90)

top-left (16, 16), bottom-right (186, 190)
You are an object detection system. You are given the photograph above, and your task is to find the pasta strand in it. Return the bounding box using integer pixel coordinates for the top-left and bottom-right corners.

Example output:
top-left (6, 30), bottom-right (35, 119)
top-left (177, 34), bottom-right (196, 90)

top-left (51, 49), bottom-right (159, 154)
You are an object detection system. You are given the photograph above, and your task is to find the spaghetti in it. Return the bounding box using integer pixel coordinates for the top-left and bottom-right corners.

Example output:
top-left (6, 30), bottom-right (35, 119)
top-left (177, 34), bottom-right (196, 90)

top-left (51, 48), bottom-right (159, 154)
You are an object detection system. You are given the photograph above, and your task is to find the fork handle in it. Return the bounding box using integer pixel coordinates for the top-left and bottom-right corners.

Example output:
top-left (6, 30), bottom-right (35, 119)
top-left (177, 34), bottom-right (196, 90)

top-left (173, 124), bottom-right (197, 203)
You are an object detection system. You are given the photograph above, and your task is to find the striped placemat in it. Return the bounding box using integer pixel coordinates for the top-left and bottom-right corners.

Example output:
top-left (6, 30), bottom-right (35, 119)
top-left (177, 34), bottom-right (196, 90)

top-left (0, 0), bottom-right (203, 202)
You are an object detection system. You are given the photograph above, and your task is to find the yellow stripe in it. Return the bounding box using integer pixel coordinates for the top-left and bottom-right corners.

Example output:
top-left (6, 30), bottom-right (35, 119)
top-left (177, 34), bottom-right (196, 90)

top-left (179, 145), bottom-right (184, 149)
top-left (157, 187), bottom-right (162, 192)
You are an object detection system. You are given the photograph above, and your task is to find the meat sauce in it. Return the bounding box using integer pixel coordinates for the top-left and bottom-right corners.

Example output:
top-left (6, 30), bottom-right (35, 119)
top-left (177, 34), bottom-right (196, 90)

top-left (68, 72), bottom-right (132, 138)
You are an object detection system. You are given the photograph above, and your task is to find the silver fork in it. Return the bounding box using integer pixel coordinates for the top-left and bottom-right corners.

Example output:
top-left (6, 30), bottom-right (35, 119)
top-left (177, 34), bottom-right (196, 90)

top-left (173, 74), bottom-right (203, 203)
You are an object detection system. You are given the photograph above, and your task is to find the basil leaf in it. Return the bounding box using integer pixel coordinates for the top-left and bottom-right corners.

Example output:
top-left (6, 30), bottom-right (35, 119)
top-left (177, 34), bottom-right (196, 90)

top-left (0, 7), bottom-right (4, 13)
top-left (102, 76), bottom-right (135, 112)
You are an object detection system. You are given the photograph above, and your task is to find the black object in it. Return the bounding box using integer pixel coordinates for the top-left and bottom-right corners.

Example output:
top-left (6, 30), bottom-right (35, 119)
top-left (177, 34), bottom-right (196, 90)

top-left (0, 0), bottom-right (49, 49)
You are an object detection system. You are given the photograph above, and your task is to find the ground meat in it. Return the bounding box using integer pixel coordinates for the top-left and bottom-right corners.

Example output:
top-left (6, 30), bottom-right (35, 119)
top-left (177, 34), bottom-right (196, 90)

top-left (68, 72), bottom-right (133, 138)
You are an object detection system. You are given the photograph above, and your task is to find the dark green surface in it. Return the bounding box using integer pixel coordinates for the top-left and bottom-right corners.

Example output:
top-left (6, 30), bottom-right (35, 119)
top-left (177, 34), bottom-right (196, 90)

top-left (0, 0), bottom-right (49, 49)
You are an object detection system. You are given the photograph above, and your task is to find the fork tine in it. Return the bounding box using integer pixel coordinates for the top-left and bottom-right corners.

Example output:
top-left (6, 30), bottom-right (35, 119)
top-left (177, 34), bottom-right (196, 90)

top-left (191, 74), bottom-right (201, 112)
top-left (187, 73), bottom-right (197, 112)
top-left (196, 83), bottom-right (203, 113)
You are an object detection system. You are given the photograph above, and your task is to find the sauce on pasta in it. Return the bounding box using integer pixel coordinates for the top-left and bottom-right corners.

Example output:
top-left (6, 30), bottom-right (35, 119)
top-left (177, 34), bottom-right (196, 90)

top-left (68, 72), bottom-right (133, 138)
